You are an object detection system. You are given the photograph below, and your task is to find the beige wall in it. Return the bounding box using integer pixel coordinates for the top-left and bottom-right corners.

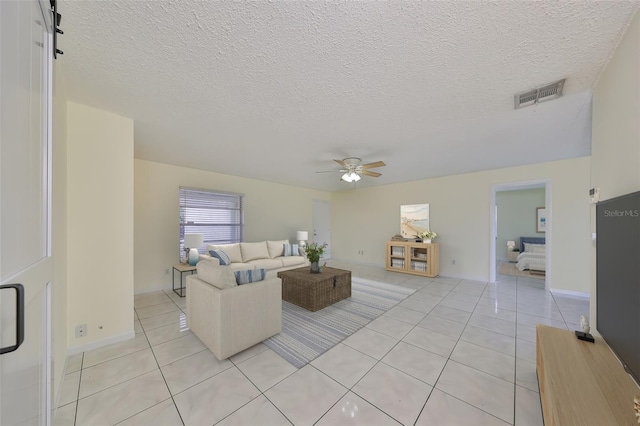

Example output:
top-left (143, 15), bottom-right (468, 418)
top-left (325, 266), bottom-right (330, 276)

top-left (51, 62), bottom-right (68, 405)
top-left (134, 159), bottom-right (330, 293)
top-left (331, 157), bottom-right (591, 294)
top-left (592, 11), bottom-right (640, 201)
top-left (591, 11), bottom-right (640, 327)
top-left (67, 102), bottom-right (134, 351)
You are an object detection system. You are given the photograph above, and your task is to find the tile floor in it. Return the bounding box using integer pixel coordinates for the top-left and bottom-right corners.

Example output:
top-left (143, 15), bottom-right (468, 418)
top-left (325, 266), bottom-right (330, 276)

top-left (55, 261), bottom-right (589, 425)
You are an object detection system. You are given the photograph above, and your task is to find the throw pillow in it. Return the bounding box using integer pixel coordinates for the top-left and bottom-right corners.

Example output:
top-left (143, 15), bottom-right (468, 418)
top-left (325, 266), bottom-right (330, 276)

top-left (267, 240), bottom-right (289, 258)
top-left (234, 268), bottom-right (267, 285)
top-left (240, 242), bottom-right (270, 262)
top-left (283, 243), bottom-right (299, 257)
top-left (209, 249), bottom-right (230, 266)
top-left (208, 243), bottom-right (242, 263)
top-left (196, 260), bottom-right (237, 290)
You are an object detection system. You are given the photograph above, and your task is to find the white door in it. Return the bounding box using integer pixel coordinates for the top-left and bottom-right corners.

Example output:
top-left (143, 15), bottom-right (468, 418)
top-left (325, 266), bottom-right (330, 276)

top-left (312, 200), bottom-right (331, 260)
top-left (1, 1), bottom-right (53, 424)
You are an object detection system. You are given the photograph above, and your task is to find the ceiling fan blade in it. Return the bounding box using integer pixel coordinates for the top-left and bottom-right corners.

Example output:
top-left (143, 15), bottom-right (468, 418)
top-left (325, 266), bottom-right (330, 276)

top-left (334, 159), bottom-right (348, 168)
top-left (361, 161), bottom-right (386, 169)
top-left (360, 170), bottom-right (382, 177)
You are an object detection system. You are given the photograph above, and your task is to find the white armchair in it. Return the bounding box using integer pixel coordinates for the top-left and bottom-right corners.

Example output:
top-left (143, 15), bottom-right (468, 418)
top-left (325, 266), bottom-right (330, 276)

top-left (186, 263), bottom-right (282, 360)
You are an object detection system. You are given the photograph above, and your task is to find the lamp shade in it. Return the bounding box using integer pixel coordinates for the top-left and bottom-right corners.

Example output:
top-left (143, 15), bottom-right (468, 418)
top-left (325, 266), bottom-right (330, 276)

top-left (184, 233), bottom-right (204, 249)
top-left (507, 240), bottom-right (516, 250)
top-left (296, 231), bottom-right (308, 241)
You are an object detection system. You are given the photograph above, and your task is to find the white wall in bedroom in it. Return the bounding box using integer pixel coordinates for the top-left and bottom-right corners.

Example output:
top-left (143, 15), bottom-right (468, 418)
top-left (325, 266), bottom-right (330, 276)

top-left (331, 156), bottom-right (591, 294)
top-left (134, 159), bottom-right (330, 294)
top-left (496, 188), bottom-right (545, 261)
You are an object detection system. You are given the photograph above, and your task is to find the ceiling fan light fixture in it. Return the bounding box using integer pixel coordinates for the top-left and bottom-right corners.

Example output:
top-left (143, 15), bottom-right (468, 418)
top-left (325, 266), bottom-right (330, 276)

top-left (341, 171), bottom-right (361, 182)
top-left (321, 157), bottom-right (384, 182)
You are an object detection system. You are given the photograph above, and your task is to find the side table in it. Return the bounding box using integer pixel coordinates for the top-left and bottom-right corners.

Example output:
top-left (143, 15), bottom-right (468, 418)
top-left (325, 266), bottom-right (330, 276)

top-left (173, 263), bottom-right (196, 297)
top-left (507, 250), bottom-right (520, 263)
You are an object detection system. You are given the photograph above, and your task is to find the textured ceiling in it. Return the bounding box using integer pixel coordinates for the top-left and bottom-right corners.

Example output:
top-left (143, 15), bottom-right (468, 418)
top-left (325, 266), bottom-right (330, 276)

top-left (59, 1), bottom-right (638, 192)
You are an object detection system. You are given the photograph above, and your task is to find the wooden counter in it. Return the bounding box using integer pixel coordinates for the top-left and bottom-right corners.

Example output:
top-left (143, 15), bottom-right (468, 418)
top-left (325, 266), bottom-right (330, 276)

top-left (536, 325), bottom-right (640, 426)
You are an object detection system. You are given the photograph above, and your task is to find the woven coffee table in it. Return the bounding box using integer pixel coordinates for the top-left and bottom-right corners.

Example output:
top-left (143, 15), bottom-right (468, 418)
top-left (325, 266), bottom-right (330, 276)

top-left (277, 266), bottom-right (351, 312)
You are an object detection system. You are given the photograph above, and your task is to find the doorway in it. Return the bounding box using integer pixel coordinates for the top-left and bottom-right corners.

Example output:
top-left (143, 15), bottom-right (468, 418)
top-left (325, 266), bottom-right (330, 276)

top-left (490, 180), bottom-right (551, 290)
top-left (312, 200), bottom-right (331, 260)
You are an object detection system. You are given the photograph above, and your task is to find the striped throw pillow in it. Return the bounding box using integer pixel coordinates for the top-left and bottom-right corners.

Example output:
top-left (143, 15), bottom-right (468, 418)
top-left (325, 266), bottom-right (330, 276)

top-left (234, 268), bottom-right (267, 285)
top-left (209, 249), bottom-right (231, 266)
top-left (283, 243), bottom-right (299, 257)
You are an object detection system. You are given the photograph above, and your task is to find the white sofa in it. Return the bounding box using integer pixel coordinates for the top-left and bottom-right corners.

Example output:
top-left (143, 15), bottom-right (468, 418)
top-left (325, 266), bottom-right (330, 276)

top-left (199, 240), bottom-right (309, 278)
top-left (186, 259), bottom-right (283, 360)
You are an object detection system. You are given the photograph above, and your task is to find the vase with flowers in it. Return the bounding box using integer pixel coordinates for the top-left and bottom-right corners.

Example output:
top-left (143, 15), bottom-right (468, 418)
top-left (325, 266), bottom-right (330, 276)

top-left (416, 230), bottom-right (437, 243)
top-left (304, 241), bottom-right (327, 273)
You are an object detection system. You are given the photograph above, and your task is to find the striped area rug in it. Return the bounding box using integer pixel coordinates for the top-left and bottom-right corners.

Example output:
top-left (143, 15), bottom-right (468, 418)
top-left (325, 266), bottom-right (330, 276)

top-left (264, 277), bottom-right (415, 368)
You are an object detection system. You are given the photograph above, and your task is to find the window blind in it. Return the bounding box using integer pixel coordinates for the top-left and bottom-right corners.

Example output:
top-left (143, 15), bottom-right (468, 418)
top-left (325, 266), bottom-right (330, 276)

top-left (179, 187), bottom-right (244, 259)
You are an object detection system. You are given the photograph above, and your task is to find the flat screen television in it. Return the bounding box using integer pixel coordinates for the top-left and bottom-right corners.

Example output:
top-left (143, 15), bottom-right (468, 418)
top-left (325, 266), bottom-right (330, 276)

top-left (596, 190), bottom-right (640, 385)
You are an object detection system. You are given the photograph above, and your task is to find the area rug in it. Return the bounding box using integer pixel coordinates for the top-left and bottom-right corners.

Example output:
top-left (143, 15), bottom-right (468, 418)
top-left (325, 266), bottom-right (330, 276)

top-left (264, 277), bottom-right (415, 368)
top-left (498, 261), bottom-right (544, 279)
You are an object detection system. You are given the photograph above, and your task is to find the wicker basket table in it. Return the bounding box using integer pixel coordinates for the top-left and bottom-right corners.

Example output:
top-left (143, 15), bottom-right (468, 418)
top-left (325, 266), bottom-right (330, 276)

top-left (277, 267), bottom-right (351, 312)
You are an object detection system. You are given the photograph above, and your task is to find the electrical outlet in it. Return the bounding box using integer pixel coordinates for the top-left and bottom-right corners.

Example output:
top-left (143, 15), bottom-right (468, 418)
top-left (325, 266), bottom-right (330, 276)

top-left (75, 324), bottom-right (87, 338)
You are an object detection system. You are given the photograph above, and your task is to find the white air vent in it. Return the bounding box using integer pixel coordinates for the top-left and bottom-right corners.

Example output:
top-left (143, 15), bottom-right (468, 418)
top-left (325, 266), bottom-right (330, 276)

top-left (515, 79), bottom-right (566, 109)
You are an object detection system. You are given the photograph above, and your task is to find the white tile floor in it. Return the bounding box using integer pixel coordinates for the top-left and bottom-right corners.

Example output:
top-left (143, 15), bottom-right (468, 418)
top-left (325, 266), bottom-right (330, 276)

top-left (55, 261), bottom-right (589, 425)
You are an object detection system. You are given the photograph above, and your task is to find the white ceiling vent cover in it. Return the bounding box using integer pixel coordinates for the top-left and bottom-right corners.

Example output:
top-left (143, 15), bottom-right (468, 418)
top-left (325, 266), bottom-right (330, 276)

top-left (515, 79), bottom-right (566, 109)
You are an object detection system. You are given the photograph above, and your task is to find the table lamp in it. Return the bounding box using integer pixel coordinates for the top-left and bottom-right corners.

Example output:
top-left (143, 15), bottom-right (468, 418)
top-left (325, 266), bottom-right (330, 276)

top-left (184, 233), bottom-right (204, 266)
top-left (297, 231), bottom-right (308, 249)
top-left (507, 240), bottom-right (516, 251)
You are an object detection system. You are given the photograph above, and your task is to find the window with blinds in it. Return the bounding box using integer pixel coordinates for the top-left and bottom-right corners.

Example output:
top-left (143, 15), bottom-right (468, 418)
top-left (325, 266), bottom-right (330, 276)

top-left (179, 187), bottom-right (244, 258)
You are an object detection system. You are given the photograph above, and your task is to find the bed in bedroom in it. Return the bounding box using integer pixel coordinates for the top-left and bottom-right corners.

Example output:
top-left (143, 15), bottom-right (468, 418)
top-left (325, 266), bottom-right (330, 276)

top-left (516, 237), bottom-right (546, 274)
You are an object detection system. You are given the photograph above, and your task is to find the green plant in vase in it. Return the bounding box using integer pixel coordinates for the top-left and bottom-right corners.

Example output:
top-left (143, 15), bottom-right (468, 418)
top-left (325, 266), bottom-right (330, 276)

top-left (416, 230), bottom-right (437, 242)
top-left (304, 242), bottom-right (327, 273)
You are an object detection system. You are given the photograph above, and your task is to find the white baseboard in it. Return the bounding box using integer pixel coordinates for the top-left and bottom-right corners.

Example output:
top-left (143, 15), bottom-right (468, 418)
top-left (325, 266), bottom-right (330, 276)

top-left (67, 330), bottom-right (135, 356)
top-left (550, 288), bottom-right (590, 298)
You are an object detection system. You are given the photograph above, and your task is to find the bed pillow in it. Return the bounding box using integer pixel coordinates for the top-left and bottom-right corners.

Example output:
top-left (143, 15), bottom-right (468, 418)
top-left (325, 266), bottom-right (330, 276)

top-left (530, 245), bottom-right (546, 254)
top-left (234, 268), bottom-right (267, 285)
top-left (524, 243), bottom-right (545, 253)
top-left (208, 249), bottom-right (230, 266)
top-left (283, 243), bottom-right (299, 257)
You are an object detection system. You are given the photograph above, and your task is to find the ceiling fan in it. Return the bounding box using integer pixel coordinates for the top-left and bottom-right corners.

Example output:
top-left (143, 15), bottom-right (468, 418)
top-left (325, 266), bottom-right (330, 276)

top-left (317, 157), bottom-right (386, 182)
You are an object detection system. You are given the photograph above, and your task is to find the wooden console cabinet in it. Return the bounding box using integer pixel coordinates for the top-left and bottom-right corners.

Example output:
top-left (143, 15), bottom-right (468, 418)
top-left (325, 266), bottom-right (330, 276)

top-left (385, 241), bottom-right (439, 277)
top-left (536, 325), bottom-right (640, 426)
